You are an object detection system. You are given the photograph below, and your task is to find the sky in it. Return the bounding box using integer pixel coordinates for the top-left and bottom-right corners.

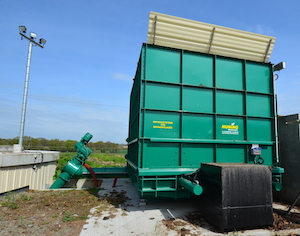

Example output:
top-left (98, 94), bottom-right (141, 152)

top-left (0, 0), bottom-right (299, 144)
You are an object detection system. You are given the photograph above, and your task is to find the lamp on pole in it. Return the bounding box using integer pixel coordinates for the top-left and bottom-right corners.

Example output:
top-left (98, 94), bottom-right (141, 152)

top-left (18, 26), bottom-right (46, 149)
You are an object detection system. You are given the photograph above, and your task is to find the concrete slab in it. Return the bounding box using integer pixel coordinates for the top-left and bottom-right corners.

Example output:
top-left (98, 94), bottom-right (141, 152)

top-left (0, 150), bottom-right (59, 167)
top-left (63, 178), bottom-right (102, 189)
top-left (80, 178), bottom-right (300, 236)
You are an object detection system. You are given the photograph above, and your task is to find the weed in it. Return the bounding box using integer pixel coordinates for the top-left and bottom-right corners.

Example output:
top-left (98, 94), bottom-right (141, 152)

top-left (51, 214), bottom-right (59, 218)
top-left (8, 202), bottom-right (19, 209)
top-left (5, 191), bottom-right (14, 201)
top-left (19, 216), bottom-right (25, 227)
top-left (88, 188), bottom-right (100, 196)
top-left (62, 210), bottom-right (76, 222)
top-left (20, 194), bottom-right (32, 201)
top-left (229, 230), bottom-right (241, 236)
top-left (1, 201), bottom-right (19, 209)
top-left (80, 215), bottom-right (89, 220)
top-left (1, 192), bottom-right (19, 209)
top-left (61, 190), bottom-right (72, 196)
top-left (71, 185), bottom-right (77, 190)
top-left (51, 191), bottom-right (58, 196)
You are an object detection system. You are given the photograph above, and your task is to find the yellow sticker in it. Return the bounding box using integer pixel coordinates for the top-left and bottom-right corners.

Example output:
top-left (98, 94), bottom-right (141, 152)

top-left (222, 123), bottom-right (239, 135)
top-left (153, 126), bottom-right (173, 129)
top-left (153, 121), bottom-right (173, 129)
top-left (153, 121), bottom-right (173, 124)
top-left (221, 125), bottom-right (239, 129)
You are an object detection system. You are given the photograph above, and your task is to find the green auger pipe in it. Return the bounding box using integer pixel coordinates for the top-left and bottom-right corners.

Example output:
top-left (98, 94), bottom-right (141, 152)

top-left (49, 133), bottom-right (93, 189)
top-left (178, 177), bottom-right (203, 196)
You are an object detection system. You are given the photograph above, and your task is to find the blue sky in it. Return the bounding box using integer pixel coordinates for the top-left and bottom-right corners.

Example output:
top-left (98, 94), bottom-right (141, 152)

top-left (0, 0), bottom-right (299, 143)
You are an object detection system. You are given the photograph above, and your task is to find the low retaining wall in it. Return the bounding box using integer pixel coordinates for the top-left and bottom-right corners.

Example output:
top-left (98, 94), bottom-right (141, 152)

top-left (0, 148), bottom-right (59, 194)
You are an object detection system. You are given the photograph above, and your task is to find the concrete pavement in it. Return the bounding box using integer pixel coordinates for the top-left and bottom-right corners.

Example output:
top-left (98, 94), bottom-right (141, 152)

top-left (80, 178), bottom-right (300, 236)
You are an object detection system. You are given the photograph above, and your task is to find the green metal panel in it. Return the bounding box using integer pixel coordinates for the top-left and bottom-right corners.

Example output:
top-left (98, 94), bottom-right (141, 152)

top-left (216, 58), bottom-right (243, 90)
top-left (260, 146), bottom-right (273, 166)
top-left (182, 143), bottom-right (214, 167)
top-left (216, 90), bottom-right (244, 115)
top-left (126, 43), bottom-right (277, 199)
top-left (247, 94), bottom-right (272, 118)
top-left (182, 87), bottom-right (213, 113)
top-left (216, 145), bottom-right (245, 163)
top-left (182, 53), bottom-right (213, 86)
top-left (143, 111), bottom-right (180, 138)
top-left (145, 83), bottom-right (180, 111)
top-left (127, 141), bottom-right (138, 166)
top-left (142, 141), bottom-right (179, 168)
top-left (246, 62), bottom-right (271, 93)
top-left (216, 116), bottom-right (244, 140)
top-left (247, 118), bottom-right (272, 141)
top-left (145, 47), bottom-right (181, 83)
top-left (182, 114), bottom-right (214, 139)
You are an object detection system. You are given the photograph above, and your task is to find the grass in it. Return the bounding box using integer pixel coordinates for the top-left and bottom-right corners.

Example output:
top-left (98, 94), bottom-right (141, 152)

top-left (62, 210), bottom-right (76, 222)
top-left (1, 200), bottom-right (19, 209)
top-left (0, 189), bottom-right (108, 233)
top-left (54, 152), bottom-right (126, 179)
top-left (20, 193), bottom-right (32, 201)
top-left (86, 152), bottom-right (126, 168)
top-left (0, 191), bottom-right (19, 209)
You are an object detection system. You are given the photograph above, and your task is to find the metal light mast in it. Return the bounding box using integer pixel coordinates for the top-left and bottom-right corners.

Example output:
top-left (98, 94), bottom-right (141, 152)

top-left (18, 26), bottom-right (46, 148)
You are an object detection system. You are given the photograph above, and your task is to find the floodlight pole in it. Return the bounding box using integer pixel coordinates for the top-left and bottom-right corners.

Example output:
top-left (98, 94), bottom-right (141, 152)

top-left (18, 32), bottom-right (45, 148)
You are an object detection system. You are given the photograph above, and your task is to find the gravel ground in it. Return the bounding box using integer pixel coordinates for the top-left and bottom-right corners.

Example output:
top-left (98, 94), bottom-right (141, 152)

top-left (0, 189), bottom-right (102, 236)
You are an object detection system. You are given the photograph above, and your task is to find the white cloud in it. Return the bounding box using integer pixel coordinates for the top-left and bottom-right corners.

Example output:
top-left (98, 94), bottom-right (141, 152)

top-left (246, 25), bottom-right (274, 36)
top-left (0, 95), bottom-right (129, 143)
top-left (112, 73), bottom-right (133, 82)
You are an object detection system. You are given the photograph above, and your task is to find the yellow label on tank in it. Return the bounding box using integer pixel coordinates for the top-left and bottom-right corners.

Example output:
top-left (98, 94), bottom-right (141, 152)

top-left (221, 125), bottom-right (239, 129)
top-left (221, 124), bottom-right (239, 135)
top-left (153, 121), bottom-right (173, 129)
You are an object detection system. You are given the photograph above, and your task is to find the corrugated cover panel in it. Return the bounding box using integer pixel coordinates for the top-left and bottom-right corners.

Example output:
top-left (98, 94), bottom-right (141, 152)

top-left (0, 166), bottom-right (32, 193)
top-left (148, 12), bottom-right (276, 62)
top-left (0, 162), bottom-right (56, 193)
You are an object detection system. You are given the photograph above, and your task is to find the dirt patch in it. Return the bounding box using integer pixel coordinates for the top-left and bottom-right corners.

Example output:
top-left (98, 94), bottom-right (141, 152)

top-left (270, 209), bottom-right (300, 231)
top-left (185, 211), bottom-right (218, 232)
top-left (162, 219), bottom-right (196, 236)
top-left (184, 210), bottom-right (300, 232)
top-left (0, 189), bottom-right (105, 236)
top-left (100, 189), bottom-right (130, 207)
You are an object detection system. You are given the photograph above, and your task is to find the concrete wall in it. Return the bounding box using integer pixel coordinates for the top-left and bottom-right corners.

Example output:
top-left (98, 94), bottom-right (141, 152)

top-left (0, 145), bottom-right (13, 152)
top-left (0, 148), bottom-right (59, 194)
top-left (274, 114), bottom-right (300, 204)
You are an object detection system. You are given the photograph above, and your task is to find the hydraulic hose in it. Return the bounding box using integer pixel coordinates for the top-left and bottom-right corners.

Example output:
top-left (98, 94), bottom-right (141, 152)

top-left (83, 163), bottom-right (98, 188)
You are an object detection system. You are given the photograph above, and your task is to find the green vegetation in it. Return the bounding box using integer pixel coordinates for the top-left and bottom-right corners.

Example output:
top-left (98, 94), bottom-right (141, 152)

top-left (0, 189), bottom-right (103, 228)
top-left (0, 136), bottom-right (128, 179)
top-left (1, 192), bottom-right (33, 209)
top-left (0, 136), bottom-right (127, 153)
top-left (86, 152), bottom-right (127, 168)
top-left (54, 152), bottom-right (127, 179)
top-left (62, 210), bottom-right (76, 222)
top-left (20, 193), bottom-right (32, 201)
top-left (0, 191), bottom-right (19, 209)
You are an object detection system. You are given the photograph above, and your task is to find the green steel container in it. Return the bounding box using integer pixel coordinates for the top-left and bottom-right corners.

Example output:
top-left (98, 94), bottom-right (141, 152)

top-left (126, 43), bottom-right (278, 199)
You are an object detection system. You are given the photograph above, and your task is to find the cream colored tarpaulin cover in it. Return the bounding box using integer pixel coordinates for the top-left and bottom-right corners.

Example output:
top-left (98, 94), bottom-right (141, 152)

top-left (148, 12), bottom-right (276, 63)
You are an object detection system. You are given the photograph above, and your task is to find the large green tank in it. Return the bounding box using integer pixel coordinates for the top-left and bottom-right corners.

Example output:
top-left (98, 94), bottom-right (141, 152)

top-left (126, 43), bottom-right (281, 199)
